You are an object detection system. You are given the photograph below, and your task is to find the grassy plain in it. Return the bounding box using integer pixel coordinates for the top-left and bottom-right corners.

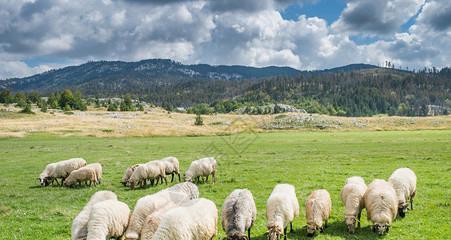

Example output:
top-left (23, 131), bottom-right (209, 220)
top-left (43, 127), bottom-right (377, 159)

top-left (0, 130), bottom-right (450, 239)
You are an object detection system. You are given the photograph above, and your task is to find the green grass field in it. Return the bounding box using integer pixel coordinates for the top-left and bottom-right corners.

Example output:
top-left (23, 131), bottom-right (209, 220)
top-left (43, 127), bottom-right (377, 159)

top-left (0, 130), bottom-right (450, 239)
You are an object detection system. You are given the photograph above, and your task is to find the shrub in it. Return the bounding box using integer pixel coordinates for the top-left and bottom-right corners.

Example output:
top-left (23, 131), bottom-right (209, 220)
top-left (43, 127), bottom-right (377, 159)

top-left (20, 103), bottom-right (34, 114)
top-left (194, 114), bottom-right (204, 126)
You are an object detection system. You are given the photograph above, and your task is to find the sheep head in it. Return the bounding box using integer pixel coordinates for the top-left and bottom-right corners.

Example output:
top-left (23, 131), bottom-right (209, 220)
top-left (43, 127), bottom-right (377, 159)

top-left (227, 231), bottom-right (248, 240)
top-left (267, 225), bottom-right (282, 240)
top-left (345, 215), bottom-right (357, 233)
top-left (372, 223), bottom-right (390, 236)
top-left (398, 201), bottom-right (408, 218)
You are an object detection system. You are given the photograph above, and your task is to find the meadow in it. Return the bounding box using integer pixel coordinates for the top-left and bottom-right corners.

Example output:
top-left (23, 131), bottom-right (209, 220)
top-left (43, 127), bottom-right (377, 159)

top-left (0, 130), bottom-right (450, 239)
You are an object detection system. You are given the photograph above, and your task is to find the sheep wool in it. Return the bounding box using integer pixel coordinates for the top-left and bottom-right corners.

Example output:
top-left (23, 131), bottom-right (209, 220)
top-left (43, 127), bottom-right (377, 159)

top-left (151, 198), bottom-right (218, 240)
top-left (340, 176), bottom-right (367, 233)
top-left (305, 189), bottom-right (332, 236)
top-left (185, 157), bottom-right (217, 183)
top-left (222, 189), bottom-right (257, 240)
top-left (125, 190), bottom-right (192, 239)
top-left (38, 162), bottom-right (58, 186)
top-left (266, 184), bottom-right (299, 240)
top-left (388, 167), bottom-right (417, 217)
top-left (167, 182), bottom-right (199, 200)
top-left (64, 166), bottom-right (97, 187)
top-left (86, 199), bottom-right (130, 240)
top-left (71, 191), bottom-right (117, 240)
top-left (85, 163), bottom-right (102, 184)
top-left (161, 157), bottom-right (181, 182)
top-left (364, 179), bottom-right (398, 236)
top-left (129, 162), bottom-right (161, 189)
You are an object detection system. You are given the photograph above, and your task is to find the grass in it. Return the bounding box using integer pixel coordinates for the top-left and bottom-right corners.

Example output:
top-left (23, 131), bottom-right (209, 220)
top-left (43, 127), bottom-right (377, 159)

top-left (0, 130), bottom-right (450, 239)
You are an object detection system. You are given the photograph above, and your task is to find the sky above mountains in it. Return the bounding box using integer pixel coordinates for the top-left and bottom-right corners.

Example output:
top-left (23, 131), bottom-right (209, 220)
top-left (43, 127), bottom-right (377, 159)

top-left (0, 0), bottom-right (450, 79)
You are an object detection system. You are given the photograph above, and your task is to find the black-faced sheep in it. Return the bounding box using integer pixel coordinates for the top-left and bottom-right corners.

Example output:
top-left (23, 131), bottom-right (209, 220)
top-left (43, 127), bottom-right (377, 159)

top-left (364, 179), bottom-right (398, 236)
top-left (388, 167), bottom-right (417, 218)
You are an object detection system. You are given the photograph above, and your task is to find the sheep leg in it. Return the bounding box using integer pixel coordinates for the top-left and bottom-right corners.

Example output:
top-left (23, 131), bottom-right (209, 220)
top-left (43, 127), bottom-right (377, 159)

top-left (290, 222), bottom-right (293, 233)
top-left (53, 178), bottom-right (59, 186)
top-left (325, 220), bottom-right (328, 228)
top-left (196, 176), bottom-right (200, 183)
top-left (284, 227), bottom-right (287, 240)
top-left (411, 191), bottom-right (416, 210)
top-left (248, 227), bottom-right (251, 240)
top-left (178, 173), bottom-right (181, 182)
top-left (206, 175), bottom-right (209, 183)
top-left (212, 172), bottom-right (216, 183)
top-left (61, 178), bottom-right (65, 186)
top-left (163, 176), bottom-right (167, 185)
top-left (357, 211), bottom-right (362, 228)
top-left (171, 173), bottom-right (174, 182)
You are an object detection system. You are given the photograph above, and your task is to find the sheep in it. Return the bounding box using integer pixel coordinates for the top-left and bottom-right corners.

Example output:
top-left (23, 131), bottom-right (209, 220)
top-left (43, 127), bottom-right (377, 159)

top-left (185, 157), bottom-right (217, 184)
top-left (149, 160), bottom-right (168, 185)
top-left (64, 166), bottom-right (97, 187)
top-left (340, 176), bottom-right (367, 233)
top-left (388, 167), bottom-right (417, 218)
top-left (38, 158), bottom-right (86, 186)
top-left (140, 183), bottom-right (200, 240)
top-left (151, 198), bottom-right (218, 240)
top-left (167, 182), bottom-right (199, 200)
top-left (71, 191), bottom-right (117, 240)
top-left (85, 163), bottom-right (102, 184)
top-left (364, 179), bottom-right (398, 236)
top-left (161, 156), bottom-right (181, 182)
top-left (86, 199), bottom-right (130, 240)
top-left (121, 164), bottom-right (142, 186)
top-left (128, 162), bottom-right (162, 189)
top-left (222, 189), bottom-right (257, 240)
top-left (125, 189), bottom-right (194, 239)
top-left (305, 189), bottom-right (332, 237)
top-left (266, 184), bottom-right (299, 240)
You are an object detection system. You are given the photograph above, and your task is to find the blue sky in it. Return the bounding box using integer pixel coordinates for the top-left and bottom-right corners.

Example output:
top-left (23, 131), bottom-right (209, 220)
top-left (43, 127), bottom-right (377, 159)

top-left (0, 0), bottom-right (450, 79)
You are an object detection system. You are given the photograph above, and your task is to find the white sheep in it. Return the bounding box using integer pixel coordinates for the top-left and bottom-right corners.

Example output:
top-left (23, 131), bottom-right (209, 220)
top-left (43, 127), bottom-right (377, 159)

top-left (167, 182), bottom-right (199, 200)
top-left (222, 189), bottom-right (257, 240)
top-left (86, 199), bottom-right (130, 240)
top-left (161, 157), bottom-right (181, 182)
top-left (38, 158), bottom-right (87, 186)
top-left (121, 164), bottom-right (142, 186)
top-left (85, 163), bottom-right (102, 184)
top-left (185, 157), bottom-right (217, 183)
top-left (151, 198), bottom-right (218, 240)
top-left (128, 162), bottom-right (162, 189)
top-left (266, 184), bottom-right (299, 240)
top-left (149, 160), bottom-right (168, 185)
top-left (64, 166), bottom-right (97, 187)
top-left (305, 189), bottom-right (332, 237)
top-left (125, 189), bottom-right (194, 239)
top-left (71, 191), bottom-right (117, 240)
top-left (340, 176), bottom-right (367, 233)
top-left (364, 179), bottom-right (398, 236)
top-left (140, 183), bottom-right (200, 240)
top-left (388, 167), bottom-right (417, 218)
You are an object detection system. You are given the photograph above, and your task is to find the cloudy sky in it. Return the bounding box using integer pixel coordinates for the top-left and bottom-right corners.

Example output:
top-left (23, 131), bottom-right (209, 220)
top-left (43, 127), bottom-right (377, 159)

top-left (0, 0), bottom-right (450, 79)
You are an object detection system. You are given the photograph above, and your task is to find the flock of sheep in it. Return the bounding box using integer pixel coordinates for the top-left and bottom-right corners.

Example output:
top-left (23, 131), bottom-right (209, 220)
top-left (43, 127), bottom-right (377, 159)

top-left (38, 157), bottom-right (417, 239)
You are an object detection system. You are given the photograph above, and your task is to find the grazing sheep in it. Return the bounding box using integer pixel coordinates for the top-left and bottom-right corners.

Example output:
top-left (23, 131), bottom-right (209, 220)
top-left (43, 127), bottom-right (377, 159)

top-left (340, 176), bottom-right (367, 233)
top-left (125, 189), bottom-right (193, 239)
top-left (185, 157), bottom-right (217, 183)
top-left (85, 163), bottom-right (102, 184)
top-left (121, 164), bottom-right (142, 187)
top-left (151, 198), bottom-right (218, 240)
top-left (38, 158), bottom-right (87, 186)
top-left (128, 162), bottom-right (162, 189)
top-left (86, 199), bottom-right (130, 240)
top-left (149, 160), bottom-right (168, 185)
top-left (388, 167), bottom-right (417, 218)
top-left (140, 183), bottom-right (200, 240)
top-left (167, 182), bottom-right (199, 200)
top-left (305, 189), bottom-right (332, 237)
top-left (64, 167), bottom-right (97, 187)
top-left (161, 157), bottom-right (181, 182)
top-left (364, 179), bottom-right (398, 236)
top-left (71, 191), bottom-right (117, 240)
top-left (266, 184), bottom-right (299, 240)
top-left (222, 189), bottom-right (257, 240)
